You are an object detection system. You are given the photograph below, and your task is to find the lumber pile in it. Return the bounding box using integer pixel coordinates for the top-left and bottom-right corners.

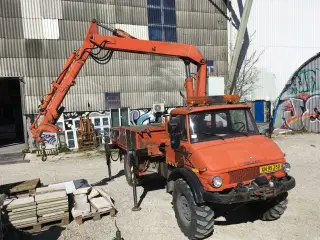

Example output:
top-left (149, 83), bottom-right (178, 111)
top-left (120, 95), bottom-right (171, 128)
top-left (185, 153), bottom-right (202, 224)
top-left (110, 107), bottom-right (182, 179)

top-left (35, 186), bottom-right (69, 223)
top-left (1, 178), bottom-right (115, 230)
top-left (71, 185), bottom-right (116, 224)
top-left (1, 183), bottom-right (70, 231)
top-left (2, 196), bottom-right (37, 229)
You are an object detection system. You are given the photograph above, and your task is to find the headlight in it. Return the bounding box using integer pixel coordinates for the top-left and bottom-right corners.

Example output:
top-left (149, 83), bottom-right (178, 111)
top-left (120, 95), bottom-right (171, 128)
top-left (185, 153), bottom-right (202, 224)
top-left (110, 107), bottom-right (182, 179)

top-left (212, 176), bottom-right (223, 188)
top-left (283, 162), bottom-right (291, 174)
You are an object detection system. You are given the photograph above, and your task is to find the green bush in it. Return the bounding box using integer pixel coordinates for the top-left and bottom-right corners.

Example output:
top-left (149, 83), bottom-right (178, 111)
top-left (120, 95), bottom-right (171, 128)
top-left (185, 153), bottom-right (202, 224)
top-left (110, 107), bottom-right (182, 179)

top-left (58, 144), bottom-right (71, 153)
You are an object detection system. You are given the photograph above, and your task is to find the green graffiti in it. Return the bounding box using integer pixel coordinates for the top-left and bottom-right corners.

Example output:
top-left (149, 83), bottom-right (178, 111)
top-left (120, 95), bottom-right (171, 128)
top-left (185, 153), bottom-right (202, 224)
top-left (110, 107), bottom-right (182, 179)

top-left (288, 68), bottom-right (320, 95)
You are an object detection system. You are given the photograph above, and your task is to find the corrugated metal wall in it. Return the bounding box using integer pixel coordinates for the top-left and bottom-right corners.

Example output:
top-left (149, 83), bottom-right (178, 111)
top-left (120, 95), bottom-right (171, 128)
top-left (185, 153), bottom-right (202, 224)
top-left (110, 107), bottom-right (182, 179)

top-left (0, 0), bottom-right (228, 114)
top-left (273, 52), bottom-right (320, 133)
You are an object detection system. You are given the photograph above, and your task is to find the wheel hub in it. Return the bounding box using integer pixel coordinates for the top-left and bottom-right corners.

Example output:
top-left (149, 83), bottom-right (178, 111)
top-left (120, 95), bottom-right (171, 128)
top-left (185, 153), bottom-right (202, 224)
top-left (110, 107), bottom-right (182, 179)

top-left (177, 194), bottom-right (191, 223)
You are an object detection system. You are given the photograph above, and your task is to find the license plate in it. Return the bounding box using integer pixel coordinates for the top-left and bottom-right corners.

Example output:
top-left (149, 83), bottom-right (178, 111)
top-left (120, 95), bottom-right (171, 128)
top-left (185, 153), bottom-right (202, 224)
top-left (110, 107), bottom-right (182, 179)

top-left (259, 163), bottom-right (282, 174)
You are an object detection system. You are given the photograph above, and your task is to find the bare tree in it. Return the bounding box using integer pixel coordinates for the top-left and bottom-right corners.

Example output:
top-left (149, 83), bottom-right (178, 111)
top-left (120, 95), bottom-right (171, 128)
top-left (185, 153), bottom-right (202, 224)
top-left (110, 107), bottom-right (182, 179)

top-left (226, 32), bottom-right (264, 100)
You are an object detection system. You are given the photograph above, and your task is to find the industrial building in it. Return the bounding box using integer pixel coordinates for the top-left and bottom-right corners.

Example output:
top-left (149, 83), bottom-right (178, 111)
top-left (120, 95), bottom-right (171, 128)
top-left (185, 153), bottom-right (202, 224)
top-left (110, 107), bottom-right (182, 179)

top-left (0, 0), bottom-right (228, 149)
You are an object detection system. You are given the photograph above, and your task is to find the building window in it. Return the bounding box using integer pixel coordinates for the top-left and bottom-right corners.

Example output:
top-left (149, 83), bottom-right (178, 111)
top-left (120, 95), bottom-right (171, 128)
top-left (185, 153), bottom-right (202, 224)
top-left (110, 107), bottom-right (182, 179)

top-left (105, 92), bottom-right (121, 110)
top-left (147, 0), bottom-right (177, 42)
top-left (206, 60), bottom-right (216, 75)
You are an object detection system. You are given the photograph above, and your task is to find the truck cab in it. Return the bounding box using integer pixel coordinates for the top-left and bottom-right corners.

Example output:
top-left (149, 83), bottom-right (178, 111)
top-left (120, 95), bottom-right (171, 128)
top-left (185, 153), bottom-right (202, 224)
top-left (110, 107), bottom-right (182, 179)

top-left (167, 103), bottom-right (293, 193)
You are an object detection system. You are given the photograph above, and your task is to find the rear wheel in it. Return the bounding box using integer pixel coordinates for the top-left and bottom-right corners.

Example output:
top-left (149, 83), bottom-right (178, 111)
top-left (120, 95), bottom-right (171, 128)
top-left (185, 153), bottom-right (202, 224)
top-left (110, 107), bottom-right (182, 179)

top-left (123, 154), bottom-right (142, 187)
top-left (173, 179), bottom-right (214, 239)
top-left (257, 193), bottom-right (288, 221)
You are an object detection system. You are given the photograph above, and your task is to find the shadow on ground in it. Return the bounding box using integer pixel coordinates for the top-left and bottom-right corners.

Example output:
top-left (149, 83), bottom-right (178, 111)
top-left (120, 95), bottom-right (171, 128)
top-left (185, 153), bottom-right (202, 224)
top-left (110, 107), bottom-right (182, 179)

top-left (214, 203), bottom-right (261, 226)
top-left (3, 224), bottom-right (65, 240)
top-left (137, 174), bottom-right (167, 208)
top-left (91, 169), bottom-right (125, 186)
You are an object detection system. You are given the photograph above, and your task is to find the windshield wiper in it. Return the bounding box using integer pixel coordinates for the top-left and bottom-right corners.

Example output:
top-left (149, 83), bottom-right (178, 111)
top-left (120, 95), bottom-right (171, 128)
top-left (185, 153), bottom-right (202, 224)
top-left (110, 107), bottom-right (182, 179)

top-left (195, 132), bottom-right (225, 140)
top-left (228, 129), bottom-right (248, 136)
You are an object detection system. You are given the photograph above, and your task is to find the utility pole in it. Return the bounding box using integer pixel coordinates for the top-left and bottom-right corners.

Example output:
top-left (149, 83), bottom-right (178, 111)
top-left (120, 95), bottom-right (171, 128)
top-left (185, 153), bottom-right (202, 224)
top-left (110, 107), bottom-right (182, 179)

top-left (228, 0), bottom-right (253, 94)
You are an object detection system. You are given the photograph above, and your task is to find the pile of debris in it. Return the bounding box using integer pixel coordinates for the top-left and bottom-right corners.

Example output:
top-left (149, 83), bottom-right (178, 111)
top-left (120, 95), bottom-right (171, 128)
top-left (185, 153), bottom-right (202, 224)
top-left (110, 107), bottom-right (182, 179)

top-left (72, 185), bottom-right (116, 225)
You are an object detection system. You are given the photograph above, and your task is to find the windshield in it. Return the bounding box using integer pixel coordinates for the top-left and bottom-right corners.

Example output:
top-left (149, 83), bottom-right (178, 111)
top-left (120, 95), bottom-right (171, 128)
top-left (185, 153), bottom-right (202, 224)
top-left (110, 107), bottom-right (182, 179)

top-left (189, 108), bottom-right (259, 143)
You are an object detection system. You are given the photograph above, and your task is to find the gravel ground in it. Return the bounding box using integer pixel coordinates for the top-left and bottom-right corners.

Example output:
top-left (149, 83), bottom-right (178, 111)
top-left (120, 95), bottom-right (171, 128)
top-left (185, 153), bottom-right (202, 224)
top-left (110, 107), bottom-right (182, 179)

top-left (0, 133), bottom-right (319, 240)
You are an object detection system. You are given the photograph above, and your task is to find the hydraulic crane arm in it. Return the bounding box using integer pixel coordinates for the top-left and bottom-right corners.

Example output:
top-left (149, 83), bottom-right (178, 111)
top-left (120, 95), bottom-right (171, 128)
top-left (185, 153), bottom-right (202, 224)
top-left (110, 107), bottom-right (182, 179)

top-left (30, 19), bottom-right (207, 142)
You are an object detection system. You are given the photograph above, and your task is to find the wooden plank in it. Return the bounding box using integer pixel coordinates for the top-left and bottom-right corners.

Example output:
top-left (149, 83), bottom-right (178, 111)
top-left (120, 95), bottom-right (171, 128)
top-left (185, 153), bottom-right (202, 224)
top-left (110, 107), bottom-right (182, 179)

top-left (0, 179), bottom-right (39, 196)
top-left (11, 216), bottom-right (37, 225)
top-left (37, 199), bottom-right (68, 210)
top-left (75, 208), bottom-right (116, 225)
top-left (73, 187), bottom-right (91, 195)
top-left (10, 205), bottom-right (36, 213)
top-left (9, 179), bottom-right (40, 194)
top-left (89, 197), bottom-right (111, 210)
top-left (94, 186), bottom-right (116, 208)
top-left (38, 212), bottom-right (69, 223)
top-left (37, 205), bottom-right (68, 215)
top-left (5, 197), bottom-right (35, 210)
top-left (9, 213), bottom-right (37, 221)
top-left (36, 185), bottom-right (66, 194)
top-left (35, 191), bottom-right (67, 204)
top-left (15, 215), bottom-right (69, 233)
top-left (8, 209), bottom-right (36, 216)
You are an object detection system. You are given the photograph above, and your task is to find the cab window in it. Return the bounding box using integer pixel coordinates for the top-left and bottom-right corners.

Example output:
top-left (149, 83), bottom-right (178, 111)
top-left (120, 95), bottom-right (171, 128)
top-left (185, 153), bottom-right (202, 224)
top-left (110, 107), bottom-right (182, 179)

top-left (171, 114), bottom-right (187, 141)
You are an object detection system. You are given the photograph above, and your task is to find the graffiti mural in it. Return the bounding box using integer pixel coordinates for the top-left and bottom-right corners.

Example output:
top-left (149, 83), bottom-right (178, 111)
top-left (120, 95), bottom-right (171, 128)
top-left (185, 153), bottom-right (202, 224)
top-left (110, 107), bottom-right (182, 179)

top-left (273, 53), bottom-right (320, 132)
top-left (130, 107), bottom-right (175, 125)
top-left (282, 95), bottom-right (320, 132)
top-left (27, 107), bottom-right (178, 149)
top-left (40, 132), bottom-right (58, 149)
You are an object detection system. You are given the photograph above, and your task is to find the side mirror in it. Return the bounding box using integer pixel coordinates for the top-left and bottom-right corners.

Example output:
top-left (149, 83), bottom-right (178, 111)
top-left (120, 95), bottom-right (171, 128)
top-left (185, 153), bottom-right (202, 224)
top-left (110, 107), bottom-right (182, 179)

top-left (168, 116), bottom-right (181, 150)
top-left (265, 118), bottom-right (274, 138)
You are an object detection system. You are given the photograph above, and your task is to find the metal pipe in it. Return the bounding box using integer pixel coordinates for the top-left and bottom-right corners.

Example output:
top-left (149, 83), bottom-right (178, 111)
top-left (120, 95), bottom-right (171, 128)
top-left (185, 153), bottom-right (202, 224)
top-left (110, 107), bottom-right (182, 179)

top-left (130, 150), bottom-right (141, 211)
top-left (229, 0), bottom-right (253, 94)
top-left (104, 137), bottom-right (112, 180)
top-left (97, 23), bottom-right (114, 33)
top-left (185, 63), bottom-right (191, 78)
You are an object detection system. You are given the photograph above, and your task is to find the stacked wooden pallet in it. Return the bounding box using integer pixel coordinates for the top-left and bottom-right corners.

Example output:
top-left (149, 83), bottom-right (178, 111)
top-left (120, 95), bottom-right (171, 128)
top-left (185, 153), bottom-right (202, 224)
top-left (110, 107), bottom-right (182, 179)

top-left (3, 196), bottom-right (37, 229)
top-left (71, 185), bottom-right (116, 225)
top-left (35, 186), bottom-right (69, 224)
top-left (1, 184), bottom-right (70, 232)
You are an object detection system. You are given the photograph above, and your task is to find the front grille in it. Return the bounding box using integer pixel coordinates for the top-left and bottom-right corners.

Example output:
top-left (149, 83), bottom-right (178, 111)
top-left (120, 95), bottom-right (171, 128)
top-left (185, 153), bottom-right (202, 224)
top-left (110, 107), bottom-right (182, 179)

top-left (228, 167), bottom-right (260, 184)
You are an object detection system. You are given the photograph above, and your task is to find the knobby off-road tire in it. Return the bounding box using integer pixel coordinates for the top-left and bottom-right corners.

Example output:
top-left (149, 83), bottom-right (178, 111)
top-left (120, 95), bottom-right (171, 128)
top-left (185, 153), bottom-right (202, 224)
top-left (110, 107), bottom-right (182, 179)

top-left (173, 179), bottom-right (214, 240)
top-left (260, 193), bottom-right (288, 221)
top-left (123, 154), bottom-right (142, 187)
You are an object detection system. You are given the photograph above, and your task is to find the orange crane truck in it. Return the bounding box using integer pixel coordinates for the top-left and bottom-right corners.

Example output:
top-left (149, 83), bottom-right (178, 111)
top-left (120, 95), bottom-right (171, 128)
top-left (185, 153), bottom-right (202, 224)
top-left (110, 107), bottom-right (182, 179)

top-left (30, 19), bottom-right (295, 240)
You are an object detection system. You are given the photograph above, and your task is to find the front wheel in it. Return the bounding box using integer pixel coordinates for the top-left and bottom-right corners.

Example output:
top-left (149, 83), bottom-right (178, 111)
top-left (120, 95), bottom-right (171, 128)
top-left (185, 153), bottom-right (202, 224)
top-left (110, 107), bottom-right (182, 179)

top-left (173, 179), bottom-right (214, 239)
top-left (257, 193), bottom-right (288, 221)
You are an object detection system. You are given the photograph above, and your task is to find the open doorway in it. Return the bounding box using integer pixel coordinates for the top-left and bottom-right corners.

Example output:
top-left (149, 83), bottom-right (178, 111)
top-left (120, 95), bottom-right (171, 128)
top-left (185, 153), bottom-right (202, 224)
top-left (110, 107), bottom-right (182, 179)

top-left (0, 78), bottom-right (24, 147)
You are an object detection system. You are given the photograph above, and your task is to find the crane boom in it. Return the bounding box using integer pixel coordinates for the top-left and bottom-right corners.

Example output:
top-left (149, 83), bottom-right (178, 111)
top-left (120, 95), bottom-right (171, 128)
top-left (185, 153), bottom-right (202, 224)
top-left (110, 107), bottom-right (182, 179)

top-left (30, 19), bottom-right (207, 142)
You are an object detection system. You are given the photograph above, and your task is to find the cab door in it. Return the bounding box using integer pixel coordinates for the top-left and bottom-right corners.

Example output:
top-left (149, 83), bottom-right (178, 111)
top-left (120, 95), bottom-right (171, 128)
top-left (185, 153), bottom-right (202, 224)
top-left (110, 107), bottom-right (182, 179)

top-left (165, 114), bottom-right (189, 167)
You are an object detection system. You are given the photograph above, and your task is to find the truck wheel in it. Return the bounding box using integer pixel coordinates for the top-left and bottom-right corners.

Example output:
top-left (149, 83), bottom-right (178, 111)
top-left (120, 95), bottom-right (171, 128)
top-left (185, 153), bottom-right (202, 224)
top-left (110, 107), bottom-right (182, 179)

top-left (123, 154), bottom-right (142, 187)
top-left (259, 193), bottom-right (288, 221)
top-left (173, 179), bottom-right (214, 239)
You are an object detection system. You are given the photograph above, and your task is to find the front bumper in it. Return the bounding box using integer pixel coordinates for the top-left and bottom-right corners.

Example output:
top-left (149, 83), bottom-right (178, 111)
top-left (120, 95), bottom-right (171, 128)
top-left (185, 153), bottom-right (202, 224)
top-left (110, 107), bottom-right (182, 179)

top-left (202, 176), bottom-right (295, 204)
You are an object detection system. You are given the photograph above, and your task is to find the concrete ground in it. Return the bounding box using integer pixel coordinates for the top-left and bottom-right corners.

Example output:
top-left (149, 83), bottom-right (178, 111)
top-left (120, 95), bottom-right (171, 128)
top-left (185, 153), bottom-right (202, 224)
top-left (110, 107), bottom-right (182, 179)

top-left (0, 133), bottom-right (319, 240)
top-left (0, 143), bottom-right (25, 155)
